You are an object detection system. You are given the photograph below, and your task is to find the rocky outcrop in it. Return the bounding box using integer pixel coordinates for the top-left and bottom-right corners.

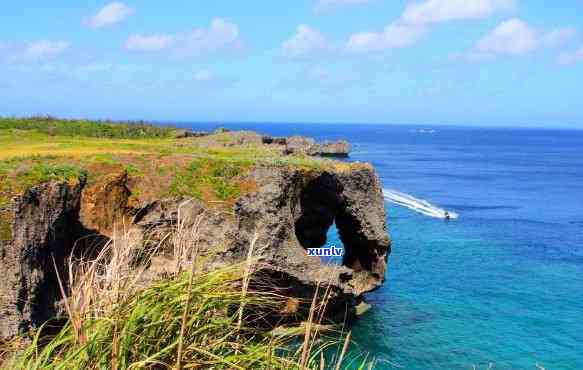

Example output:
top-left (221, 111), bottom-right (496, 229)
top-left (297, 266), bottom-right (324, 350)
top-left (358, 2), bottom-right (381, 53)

top-left (80, 171), bottom-right (132, 236)
top-left (261, 136), bottom-right (287, 145)
top-left (130, 163), bottom-right (389, 323)
top-left (0, 178), bottom-right (86, 339)
top-left (267, 135), bottom-right (351, 157)
top-left (174, 129), bottom-right (209, 139)
top-left (241, 163), bottom-right (388, 322)
top-left (0, 162), bottom-right (389, 338)
top-left (307, 140), bottom-right (351, 157)
top-left (185, 130), bottom-right (352, 157)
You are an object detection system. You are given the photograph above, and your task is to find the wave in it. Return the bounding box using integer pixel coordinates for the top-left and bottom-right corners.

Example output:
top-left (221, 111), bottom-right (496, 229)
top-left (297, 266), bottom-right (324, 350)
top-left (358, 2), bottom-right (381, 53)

top-left (383, 189), bottom-right (459, 220)
top-left (409, 128), bottom-right (437, 134)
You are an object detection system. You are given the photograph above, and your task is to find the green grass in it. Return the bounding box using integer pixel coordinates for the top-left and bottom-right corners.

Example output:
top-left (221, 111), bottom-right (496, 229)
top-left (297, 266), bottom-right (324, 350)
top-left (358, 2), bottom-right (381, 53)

top-left (4, 264), bottom-right (361, 370)
top-left (168, 158), bottom-right (251, 201)
top-left (0, 117), bottom-right (348, 241)
top-left (0, 160), bottom-right (14, 175)
top-left (0, 118), bottom-right (331, 172)
top-left (0, 162), bottom-right (87, 243)
top-left (122, 164), bottom-right (142, 177)
top-left (10, 267), bottom-right (275, 369)
top-left (0, 116), bottom-right (175, 139)
top-left (16, 164), bottom-right (87, 189)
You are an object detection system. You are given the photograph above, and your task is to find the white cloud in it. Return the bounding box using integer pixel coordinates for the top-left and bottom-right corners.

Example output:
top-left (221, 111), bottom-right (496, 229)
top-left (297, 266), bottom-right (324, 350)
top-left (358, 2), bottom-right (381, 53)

top-left (315, 0), bottom-right (370, 12)
top-left (558, 47), bottom-right (583, 65)
top-left (461, 19), bottom-right (578, 61)
top-left (125, 18), bottom-right (243, 57)
top-left (180, 18), bottom-right (241, 55)
top-left (126, 34), bottom-right (174, 51)
top-left (475, 18), bottom-right (538, 56)
top-left (282, 25), bottom-right (333, 59)
top-left (24, 40), bottom-right (69, 59)
top-left (540, 27), bottom-right (577, 48)
top-left (343, 0), bottom-right (513, 54)
top-left (83, 2), bottom-right (133, 29)
top-left (0, 40), bottom-right (69, 63)
top-left (346, 22), bottom-right (426, 53)
top-left (402, 0), bottom-right (515, 25)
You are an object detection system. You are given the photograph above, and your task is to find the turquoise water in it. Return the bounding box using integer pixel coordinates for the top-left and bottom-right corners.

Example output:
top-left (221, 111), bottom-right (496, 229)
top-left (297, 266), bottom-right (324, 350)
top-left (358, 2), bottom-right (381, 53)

top-left (352, 208), bottom-right (582, 369)
top-left (345, 126), bottom-right (583, 369)
top-left (184, 123), bottom-right (583, 369)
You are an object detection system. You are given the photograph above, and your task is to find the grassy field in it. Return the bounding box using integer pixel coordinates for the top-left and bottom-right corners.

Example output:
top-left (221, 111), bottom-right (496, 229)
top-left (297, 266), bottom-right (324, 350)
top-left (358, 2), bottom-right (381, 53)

top-left (0, 116), bottom-right (345, 243)
top-left (0, 117), bottom-right (329, 200)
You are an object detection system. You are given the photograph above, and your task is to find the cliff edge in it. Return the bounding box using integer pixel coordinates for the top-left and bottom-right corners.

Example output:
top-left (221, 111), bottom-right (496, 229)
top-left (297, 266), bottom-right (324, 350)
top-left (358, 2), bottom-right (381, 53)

top-left (0, 121), bottom-right (389, 340)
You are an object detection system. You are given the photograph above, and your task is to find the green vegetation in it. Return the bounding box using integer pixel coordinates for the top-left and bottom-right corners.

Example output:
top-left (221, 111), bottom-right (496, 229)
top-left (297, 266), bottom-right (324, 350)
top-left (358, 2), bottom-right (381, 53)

top-left (6, 268), bottom-right (362, 369)
top-left (12, 268), bottom-right (276, 369)
top-left (0, 116), bottom-right (343, 238)
top-left (0, 118), bottom-right (370, 368)
top-left (0, 116), bottom-right (174, 139)
top-left (2, 222), bottom-right (369, 370)
top-left (0, 162), bottom-right (88, 242)
top-left (16, 164), bottom-right (87, 189)
top-left (169, 159), bottom-right (251, 201)
top-left (122, 164), bottom-right (142, 177)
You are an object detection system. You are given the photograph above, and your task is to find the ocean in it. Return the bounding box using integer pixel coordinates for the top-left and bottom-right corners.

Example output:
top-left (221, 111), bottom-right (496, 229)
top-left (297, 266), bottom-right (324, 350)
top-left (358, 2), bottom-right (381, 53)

top-left (182, 122), bottom-right (583, 369)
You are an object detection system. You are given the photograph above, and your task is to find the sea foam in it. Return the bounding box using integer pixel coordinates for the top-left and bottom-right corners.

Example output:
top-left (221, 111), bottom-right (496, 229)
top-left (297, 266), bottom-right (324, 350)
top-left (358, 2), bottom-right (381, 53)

top-left (383, 189), bottom-right (459, 219)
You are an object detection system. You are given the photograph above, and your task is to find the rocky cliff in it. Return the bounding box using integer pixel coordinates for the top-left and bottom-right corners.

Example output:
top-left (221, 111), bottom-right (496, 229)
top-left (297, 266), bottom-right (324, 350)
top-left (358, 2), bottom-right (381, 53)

top-left (0, 161), bottom-right (389, 339)
top-left (0, 179), bottom-right (87, 338)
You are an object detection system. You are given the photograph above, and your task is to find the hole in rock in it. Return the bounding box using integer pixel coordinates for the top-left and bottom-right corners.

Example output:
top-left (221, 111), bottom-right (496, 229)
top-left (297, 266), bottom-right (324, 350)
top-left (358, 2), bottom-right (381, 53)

top-left (320, 222), bottom-right (343, 266)
top-left (294, 174), bottom-right (373, 270)
top-left (294, 173), bottom-right (342, 252)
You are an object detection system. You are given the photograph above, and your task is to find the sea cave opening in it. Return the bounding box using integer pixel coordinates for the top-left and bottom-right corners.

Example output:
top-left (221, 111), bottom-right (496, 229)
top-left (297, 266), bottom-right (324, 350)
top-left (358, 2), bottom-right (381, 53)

top-left (293, 173), bottom-right (370, 270)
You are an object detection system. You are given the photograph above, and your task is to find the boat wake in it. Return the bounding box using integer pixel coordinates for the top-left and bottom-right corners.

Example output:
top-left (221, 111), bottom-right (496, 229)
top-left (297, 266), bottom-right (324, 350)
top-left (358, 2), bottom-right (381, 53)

top-left (383, 189), bottom-right (459, 219)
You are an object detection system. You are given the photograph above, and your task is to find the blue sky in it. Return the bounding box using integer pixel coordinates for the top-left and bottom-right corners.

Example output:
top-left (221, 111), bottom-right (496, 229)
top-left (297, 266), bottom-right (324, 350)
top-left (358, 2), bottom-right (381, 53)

top-left (1, 0), bottom-right (583, 127)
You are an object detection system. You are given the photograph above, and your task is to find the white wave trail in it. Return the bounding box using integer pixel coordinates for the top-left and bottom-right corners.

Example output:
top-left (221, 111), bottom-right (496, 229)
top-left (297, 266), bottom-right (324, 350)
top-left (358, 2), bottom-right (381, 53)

top-left (383, 189), bottom-right (459, 219)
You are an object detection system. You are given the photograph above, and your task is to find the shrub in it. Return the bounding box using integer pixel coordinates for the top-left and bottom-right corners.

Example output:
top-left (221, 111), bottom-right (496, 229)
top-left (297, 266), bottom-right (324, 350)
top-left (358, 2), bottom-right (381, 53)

top-left (0, 117), bottom-right (175, 139)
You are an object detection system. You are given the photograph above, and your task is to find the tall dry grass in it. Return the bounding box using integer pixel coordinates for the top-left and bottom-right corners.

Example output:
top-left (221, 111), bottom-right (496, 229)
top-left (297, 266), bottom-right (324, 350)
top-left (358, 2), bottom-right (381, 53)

top-left (2, 207), bottom-right (371, 369)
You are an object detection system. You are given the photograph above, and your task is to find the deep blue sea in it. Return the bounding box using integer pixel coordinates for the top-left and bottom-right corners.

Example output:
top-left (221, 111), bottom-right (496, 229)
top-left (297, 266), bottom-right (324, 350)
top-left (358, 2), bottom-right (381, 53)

top-left (182, 123), bottom-right (583, 369)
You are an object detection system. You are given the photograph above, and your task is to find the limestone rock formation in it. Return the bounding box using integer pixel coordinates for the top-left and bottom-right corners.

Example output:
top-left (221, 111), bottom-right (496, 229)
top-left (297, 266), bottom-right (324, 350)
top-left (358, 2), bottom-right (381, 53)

top-left (283, 136), bottom-right (351, 157)
top-left (130, 163), bottom-right (389, 323)
top-left (0, 178), bottom-right (86, 339)
top-left (0, 162), bottom-right (389, 339)
top-left (307, 140), bottom-right (351, 157)
top-left (174, 129), bottom-right (209, 139)
top-left (184, 130), bottom-right (352, 157)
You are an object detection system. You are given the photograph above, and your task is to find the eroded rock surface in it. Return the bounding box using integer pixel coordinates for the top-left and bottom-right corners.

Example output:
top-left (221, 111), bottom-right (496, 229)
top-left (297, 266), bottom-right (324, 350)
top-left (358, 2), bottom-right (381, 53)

top-left (0, 162), bottom-right (389, 338)
top-left (307, 140), bottom-right (351, 157)
top-left (80, 171), bottom-right (132, 236)
top-left (0, 179), bottom-right (86, 339)
top-left (181, 129), bottom-right (352, 157)
top-left (130, 163), bottom-right (390, 323)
